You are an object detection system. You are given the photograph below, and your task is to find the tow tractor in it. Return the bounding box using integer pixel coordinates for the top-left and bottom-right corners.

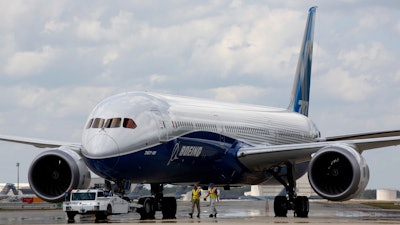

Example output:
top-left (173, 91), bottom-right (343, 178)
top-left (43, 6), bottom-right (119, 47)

top-left (62, 189), bottom-right (139, 223)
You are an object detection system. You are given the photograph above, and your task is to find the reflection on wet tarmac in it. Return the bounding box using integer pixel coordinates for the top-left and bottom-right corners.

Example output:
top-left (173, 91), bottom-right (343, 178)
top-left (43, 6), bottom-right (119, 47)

top-left (1, 200), bottom-right (400, 224)
top-left (0, 210), bottom-right (65, 224)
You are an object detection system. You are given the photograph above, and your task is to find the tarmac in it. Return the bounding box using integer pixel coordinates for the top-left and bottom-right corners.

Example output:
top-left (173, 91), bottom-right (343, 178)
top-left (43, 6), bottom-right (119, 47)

top-left (1, 199), bottom-right (400, 225)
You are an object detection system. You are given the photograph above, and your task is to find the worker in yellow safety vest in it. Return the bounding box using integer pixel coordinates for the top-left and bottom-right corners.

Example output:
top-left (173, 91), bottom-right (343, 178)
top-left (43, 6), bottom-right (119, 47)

top-left (204, 183), bottom-right (219, 218)
top-left (189, 184), bottom-right (202, 218)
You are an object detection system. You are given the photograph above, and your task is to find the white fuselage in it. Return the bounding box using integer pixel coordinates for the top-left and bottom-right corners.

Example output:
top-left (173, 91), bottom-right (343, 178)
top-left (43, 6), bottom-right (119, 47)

top-left (80, 92), bottom-right (320, 184)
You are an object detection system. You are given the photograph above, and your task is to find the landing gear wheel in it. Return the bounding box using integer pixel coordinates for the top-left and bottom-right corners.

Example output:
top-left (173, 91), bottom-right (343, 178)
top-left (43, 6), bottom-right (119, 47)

top-left (270, 162), bottom-right (310, 217)
top-left (294, 196), bottom-right (309, 218)
top-left (66, 212), bottom-right (76, 223)
top-left (138, 197), bottom-right (156, 220)
top-left (274, 196), bottom-right (288, 217)
top-left (161, 197), bottom-right (177, 219)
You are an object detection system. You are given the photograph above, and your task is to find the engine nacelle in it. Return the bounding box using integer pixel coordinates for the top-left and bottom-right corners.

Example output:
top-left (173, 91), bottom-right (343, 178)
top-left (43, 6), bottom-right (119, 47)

top-left (28, 146), bottom-right (91, 202)
top-left (308, 144), bottom-right (369, 201)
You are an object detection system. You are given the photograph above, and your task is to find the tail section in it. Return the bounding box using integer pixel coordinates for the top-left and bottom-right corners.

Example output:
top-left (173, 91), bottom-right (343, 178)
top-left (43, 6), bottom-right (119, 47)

top-left (287, 7), bottom-right (317, 116)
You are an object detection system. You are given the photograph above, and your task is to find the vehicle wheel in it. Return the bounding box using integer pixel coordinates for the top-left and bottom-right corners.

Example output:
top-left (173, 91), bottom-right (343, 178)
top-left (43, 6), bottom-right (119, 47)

top-left (66, 212), bottom-right (76, 223)
top-left (138, 197), bottom-right (156, 220)
top-left (106, 204), bottom-right (113, 216)
top-left (274, 196), bottom-right (288, 217)
top-left (161, 197), bottom-right (177, 219)
top-left (294, 196), bottom-right (309, 218)
top-left (95, 211), bottom-right (108, 222)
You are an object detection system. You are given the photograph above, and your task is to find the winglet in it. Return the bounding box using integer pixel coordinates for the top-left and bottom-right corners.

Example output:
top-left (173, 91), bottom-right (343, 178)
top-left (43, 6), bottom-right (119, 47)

top-left (287, 6), bottom-right (317, 117)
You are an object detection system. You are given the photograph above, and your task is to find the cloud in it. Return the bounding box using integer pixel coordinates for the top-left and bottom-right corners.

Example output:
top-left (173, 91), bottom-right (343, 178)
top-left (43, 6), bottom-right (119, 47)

top-left (0, 1), bottom-right (399, 189)
top-left (357, 8), bottom-right (391, 30)
top-left (149, 74), bottom-right (168, 85)
top-left (338, 42), bottom-right (391, 71)
top-left (395, 21), bottom-right (400, 34)
top-left (74, 10), bottom-right (135, 42)
top-left (102, 51), bottom-right (119, 65)
top-left (316, 68), bottom-right (376, 102)
top-left (186, 8), bottom-right (302, 79)
top-left (42, 86), bottom-right (116, 118)
top-left (210, 85), bottom-right (267, 103)
top-left (2, 85), bottom-right (116, 117)
top-left (4, 46), bottom-right (57, 77)
top-left (43, 20), bottom-right (69, 33)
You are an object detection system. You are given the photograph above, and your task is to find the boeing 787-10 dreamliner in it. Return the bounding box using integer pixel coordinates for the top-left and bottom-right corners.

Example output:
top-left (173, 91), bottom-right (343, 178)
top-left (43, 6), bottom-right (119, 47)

top-left (1, 7), bottom-right (400, 219)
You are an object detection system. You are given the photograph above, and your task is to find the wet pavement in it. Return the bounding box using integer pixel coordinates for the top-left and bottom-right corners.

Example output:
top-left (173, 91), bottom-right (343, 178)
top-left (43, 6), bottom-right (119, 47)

top-left (1, 199), bottom-right (400, 224)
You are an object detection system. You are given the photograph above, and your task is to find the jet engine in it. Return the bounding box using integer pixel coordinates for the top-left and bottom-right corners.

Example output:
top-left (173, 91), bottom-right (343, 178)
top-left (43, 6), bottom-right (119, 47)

top-left (28, 147), bottom-right (91, 202)
top-left (308, 144), bottom-right (369, 201)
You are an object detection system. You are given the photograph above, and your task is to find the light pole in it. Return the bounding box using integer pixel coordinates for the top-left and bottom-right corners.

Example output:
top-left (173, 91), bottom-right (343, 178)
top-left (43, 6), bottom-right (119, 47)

top-left (16, 162), bottom-right (19, 195)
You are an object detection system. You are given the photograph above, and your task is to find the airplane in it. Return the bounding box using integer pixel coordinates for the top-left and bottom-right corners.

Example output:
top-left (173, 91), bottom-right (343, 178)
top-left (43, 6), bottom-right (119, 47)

top-left (0, 183), bottom-right (19, 200)
top-left (0, 183), bottom-right (36, 202)
top-left (1, 6), bottom-right (400, 219)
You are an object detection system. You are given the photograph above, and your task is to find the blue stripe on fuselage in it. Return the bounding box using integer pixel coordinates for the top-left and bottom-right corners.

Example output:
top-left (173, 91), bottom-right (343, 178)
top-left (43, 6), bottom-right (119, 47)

top-left (83, 132), bottom-right (251, 184)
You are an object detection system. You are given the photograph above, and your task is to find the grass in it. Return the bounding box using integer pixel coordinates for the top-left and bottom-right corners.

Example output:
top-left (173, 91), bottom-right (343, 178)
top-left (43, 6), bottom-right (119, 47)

top-left (358, 201), bottom-right (400, 210)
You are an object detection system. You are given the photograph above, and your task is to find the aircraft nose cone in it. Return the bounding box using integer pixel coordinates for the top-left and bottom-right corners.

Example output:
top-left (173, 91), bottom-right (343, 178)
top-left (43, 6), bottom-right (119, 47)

top-left (82, 132), bottom-right (120, 159)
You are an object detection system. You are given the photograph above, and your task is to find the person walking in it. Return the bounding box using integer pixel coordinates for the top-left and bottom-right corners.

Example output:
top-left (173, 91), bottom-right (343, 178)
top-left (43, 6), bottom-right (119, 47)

top-left (204, 183), bottom-right (219, 218)
top-left (189, 184), bottom-right (201, 218)
top-left (64, 187), bottom-right (73, 201)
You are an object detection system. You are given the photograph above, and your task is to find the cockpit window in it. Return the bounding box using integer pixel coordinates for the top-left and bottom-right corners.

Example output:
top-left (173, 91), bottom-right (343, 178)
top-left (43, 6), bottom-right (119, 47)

top-left (86, 117), bottom-right (136, 129)
top-left (92, 118), bottom-right (105, 128)
top-left (85, 119), bottom-right (93, 129)
top-left (104, 118), bottom-right (122, 128)
top-left (123, 118), bottom-right (137, 129)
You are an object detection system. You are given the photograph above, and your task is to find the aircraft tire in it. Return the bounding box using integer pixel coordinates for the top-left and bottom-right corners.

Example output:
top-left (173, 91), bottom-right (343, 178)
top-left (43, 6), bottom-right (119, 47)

top-left (161, 196), bottom-right (177, 219)
top-left (138, 197), bottom-right (156, 220)
top-left (274, 196), bottom-right (288, 217)
top-left (294, 196), bottom-right (309, 218)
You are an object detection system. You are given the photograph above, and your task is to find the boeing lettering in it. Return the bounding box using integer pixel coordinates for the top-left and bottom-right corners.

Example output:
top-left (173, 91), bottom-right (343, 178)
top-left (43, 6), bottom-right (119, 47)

top-left (179, 146), bottom-right (202, 157)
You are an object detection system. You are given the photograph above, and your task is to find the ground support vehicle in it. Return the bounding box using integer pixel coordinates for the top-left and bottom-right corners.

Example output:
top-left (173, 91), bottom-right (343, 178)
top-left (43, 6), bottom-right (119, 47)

top-left (62, 189), bottom-right (137, 223)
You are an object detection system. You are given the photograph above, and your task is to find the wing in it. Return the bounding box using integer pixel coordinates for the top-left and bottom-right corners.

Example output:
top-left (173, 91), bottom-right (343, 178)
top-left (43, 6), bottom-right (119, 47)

top-left (237, 130), bottom-right (400, 171)
top-left (323, 130), bottom-right (400, 141)
top-left (0, 134), bottom-right (81, 150)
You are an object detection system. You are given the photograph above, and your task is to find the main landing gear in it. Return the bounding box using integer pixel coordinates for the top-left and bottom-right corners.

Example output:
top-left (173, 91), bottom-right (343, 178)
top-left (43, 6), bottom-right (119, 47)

top-left (269, 162), bottom-right (309, 218)
top-left (137, 184), bottom-right (177, 220)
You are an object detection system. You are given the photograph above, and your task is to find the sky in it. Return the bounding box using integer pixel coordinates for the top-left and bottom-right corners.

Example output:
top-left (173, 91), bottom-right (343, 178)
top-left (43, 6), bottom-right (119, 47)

top-left (0, 0), bottom-right (400, 190)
